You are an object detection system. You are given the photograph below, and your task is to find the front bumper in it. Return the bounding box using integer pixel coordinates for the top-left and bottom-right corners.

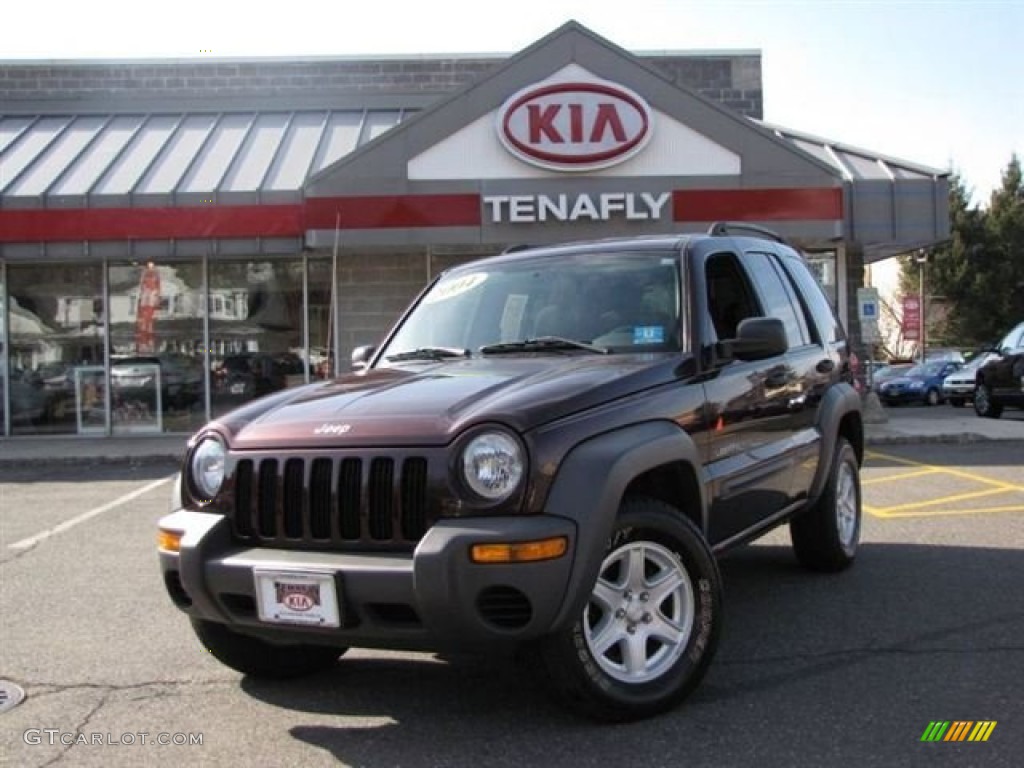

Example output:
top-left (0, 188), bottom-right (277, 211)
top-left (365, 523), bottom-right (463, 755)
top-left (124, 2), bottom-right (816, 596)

top-left (158, 509), bottom-right (577, 651)
top-left (879, 388), bottom-right (928, 404)
top-left (942, 382), bottom-right (974, 399)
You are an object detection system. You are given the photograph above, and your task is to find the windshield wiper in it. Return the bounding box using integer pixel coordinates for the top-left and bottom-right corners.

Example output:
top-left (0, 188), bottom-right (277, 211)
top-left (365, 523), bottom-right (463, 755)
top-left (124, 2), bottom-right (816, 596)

top-left (385, 347), bottom-right (471, 362)
top-left (479, 336), bottom-right (609, 355)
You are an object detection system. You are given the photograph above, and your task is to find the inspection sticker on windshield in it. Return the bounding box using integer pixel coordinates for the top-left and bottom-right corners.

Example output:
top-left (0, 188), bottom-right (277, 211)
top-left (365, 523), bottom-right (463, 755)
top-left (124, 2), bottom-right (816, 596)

top-left (423, 272), bottom-right (487, 304)
top-left (254, 570), bottom-right (341, 627)
top-left (634, 326), bottom-right (664, 345)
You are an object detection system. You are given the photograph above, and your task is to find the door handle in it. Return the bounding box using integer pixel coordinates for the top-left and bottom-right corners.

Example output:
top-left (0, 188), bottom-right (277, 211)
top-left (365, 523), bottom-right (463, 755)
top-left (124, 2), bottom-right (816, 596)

top-left (816, 359), bottom-right (835, 374)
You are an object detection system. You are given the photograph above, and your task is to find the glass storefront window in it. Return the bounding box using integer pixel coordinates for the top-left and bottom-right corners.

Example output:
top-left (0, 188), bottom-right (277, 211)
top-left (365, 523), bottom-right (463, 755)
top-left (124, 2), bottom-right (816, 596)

top-left (209, 258), bottom-right (305, 418)
top-left (6, 264), bottom-right (105, 435)
top-left (1, 264), bottom-right (7, 435)
top-left (307, 259), bottom-right (334, 379)
top-left (108, 260), bottom-right (206, 434)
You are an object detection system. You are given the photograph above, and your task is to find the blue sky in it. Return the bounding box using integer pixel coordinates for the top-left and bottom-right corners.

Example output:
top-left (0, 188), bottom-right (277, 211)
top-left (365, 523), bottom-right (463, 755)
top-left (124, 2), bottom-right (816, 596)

top-left (4, 0), bottom-right (1021, 205)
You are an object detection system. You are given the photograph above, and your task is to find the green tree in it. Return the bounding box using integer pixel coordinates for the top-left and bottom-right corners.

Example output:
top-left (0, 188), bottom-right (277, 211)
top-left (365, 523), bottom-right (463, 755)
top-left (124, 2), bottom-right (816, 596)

top-left (984, 154), bottom-right (1024, 335)
top-left (898, 155), bottom-right (1023, 348)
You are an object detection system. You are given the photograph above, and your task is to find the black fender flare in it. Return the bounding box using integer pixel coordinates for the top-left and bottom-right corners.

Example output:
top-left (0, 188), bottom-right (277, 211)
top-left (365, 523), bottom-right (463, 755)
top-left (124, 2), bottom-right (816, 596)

top-left (809, 382), bottom-right (863, 503)
top-left (542, 420), bottom-right (706, 632)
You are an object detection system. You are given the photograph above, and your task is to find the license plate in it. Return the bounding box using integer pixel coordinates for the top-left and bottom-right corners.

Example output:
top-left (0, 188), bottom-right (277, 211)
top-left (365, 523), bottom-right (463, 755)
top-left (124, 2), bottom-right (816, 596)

top-left (253, 570), bottom-right (340, 628)
top-left (230, 383), bottom-right (245, 394)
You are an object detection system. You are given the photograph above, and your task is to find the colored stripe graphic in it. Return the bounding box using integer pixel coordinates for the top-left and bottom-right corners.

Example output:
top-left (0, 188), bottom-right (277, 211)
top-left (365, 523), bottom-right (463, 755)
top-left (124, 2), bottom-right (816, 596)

top-left (921, 721), bottom-right (996, 742)
top-left (969, 722), bottom-right (997, 742)
top-left (945, 721), bottom-right (972, 741)
top-left (921, 721), bottom-right (950, 741)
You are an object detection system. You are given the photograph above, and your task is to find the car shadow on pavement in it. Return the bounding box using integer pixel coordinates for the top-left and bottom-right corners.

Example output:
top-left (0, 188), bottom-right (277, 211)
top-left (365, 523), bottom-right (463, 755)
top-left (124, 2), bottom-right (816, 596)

top-left (239, 541), bottom-right (1024, 767)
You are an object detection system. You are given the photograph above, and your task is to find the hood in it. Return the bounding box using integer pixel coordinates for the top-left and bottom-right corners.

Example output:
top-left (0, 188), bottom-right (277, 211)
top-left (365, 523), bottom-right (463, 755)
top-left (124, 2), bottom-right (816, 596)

top-left (217, 354), bottom-right (682, 450)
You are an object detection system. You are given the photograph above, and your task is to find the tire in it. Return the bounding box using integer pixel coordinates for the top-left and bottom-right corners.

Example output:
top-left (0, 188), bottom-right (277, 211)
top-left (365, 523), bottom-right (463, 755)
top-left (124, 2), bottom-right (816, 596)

top-left (949, 397), bottom-right (964, 408)
top-left (790, 437), bottom-right (861, 572)
top-left (533, 498), bottom-right (722, 722)
top-left (973, 383), bottom-right (1003, 419)
top-left (925, 388), bottom-right (941, 406)
top-left (191, 618), bottom-right (347, 679)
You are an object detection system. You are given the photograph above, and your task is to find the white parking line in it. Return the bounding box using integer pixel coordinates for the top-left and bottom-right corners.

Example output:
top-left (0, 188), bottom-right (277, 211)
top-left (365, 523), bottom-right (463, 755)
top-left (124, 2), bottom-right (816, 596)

top-left (8, 475), bottom-right (174, 551)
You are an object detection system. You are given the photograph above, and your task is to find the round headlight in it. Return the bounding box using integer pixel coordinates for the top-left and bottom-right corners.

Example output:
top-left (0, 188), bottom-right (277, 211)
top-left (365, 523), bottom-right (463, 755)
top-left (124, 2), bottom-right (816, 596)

top-left (461, 431), bottom-right (524, 502)
top-left (190, 437), bottom-right (226, 500)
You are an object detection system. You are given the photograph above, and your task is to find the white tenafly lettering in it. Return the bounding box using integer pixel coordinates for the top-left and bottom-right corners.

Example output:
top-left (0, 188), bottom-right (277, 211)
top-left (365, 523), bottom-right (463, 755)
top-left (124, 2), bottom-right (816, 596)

top-left (569, 194), bottom-right (600, 221)
top-left (483, 195), bottom-right (510, 222)
top-left (599, 193), bottom-right (626, 219)
top-left (509, 196), bottom-right (535, 222)
top-left (482, 192), bottom-right (671, 224)
top-left (538, 194), bottom-right (568, 221)
top-left (642, 192), bottom-right (671, 219)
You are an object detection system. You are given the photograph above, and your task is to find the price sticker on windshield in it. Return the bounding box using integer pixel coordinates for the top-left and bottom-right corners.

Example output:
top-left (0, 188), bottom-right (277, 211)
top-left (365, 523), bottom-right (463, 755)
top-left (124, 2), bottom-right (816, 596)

top-left (423, 273), bottom-right (488, 304)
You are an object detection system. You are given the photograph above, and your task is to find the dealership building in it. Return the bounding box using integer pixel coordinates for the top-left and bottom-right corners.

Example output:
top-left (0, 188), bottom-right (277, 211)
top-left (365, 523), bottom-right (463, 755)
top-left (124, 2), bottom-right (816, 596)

top-left (0, 21), bottom-right (949, 438)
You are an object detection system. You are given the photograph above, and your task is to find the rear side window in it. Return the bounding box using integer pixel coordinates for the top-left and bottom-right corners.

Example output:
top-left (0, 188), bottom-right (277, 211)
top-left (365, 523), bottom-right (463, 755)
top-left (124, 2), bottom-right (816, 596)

top-left (742, 251), bottom-right (810, 348)
top-left (779, 254), bottom-right (844, 344)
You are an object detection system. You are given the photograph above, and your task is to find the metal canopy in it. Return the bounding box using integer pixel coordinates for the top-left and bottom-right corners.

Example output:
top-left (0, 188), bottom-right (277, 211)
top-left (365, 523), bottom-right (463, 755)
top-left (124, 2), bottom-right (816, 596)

top-left (759, 120), bottom-right (950, 262)
top-left (0, 109), bottom-right (414, 208)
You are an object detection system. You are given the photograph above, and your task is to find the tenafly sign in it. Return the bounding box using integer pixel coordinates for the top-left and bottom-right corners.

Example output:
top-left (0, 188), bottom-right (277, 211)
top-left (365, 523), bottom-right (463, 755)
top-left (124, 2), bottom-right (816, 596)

top-left (484, 192), bottom-right (669, 223)
top-left (497, 79), bottom-right (653, 171)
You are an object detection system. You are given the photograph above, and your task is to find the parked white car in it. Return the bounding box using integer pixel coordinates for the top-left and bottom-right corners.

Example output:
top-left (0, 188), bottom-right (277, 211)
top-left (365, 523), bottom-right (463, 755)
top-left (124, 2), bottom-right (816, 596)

top-left (942, 352), bottom-right (998, 407)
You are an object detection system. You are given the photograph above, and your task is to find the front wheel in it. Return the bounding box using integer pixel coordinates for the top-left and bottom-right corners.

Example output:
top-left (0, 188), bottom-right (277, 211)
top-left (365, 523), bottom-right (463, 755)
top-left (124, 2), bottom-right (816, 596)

top-left (925, 388), bottom-right (941, 406)
top-left (191, 618), bottom-right (347, 679)
top-left (533, 498), bottom-right (722, 722)
top-left (974, 383), bottom-right (1003, 419)
top-left (790, 437), bottom-right (861, 572)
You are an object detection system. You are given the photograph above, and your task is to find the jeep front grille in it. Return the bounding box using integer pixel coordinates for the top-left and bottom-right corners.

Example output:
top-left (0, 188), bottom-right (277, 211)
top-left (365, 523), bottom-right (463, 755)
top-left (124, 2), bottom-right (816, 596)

top-left (230, 455), bottom-right (432, 550)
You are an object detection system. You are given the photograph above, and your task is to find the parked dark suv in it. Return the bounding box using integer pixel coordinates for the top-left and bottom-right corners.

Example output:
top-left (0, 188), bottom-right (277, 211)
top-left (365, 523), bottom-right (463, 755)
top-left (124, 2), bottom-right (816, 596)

top-left (158, 225), bottom-right (864, 721)
top-left (974, 320), bottom-right (1024, 418)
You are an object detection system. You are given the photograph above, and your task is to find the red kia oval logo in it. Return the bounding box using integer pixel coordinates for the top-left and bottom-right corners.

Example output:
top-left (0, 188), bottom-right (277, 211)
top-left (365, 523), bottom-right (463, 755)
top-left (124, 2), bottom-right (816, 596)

top-left (283, 593), bottom-right (315, 612)
top-left (497, 80), bottom-right (652, 171)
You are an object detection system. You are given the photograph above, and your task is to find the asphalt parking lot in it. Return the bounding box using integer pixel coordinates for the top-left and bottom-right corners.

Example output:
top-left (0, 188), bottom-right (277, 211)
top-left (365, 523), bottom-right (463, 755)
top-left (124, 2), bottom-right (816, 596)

top-left (1, 441), bottom-right (1022, 767)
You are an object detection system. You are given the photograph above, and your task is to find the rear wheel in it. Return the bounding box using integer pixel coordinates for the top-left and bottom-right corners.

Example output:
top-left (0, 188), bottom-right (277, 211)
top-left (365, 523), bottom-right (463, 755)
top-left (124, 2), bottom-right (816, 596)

top-left (974, 383), bottom-right (1003, 419)
top-left (191, 618), bottom-right (347, 678)
top-left (790, 437), bottom-right (861, 572)
top-left (533, 498), bottom-right (721, 722)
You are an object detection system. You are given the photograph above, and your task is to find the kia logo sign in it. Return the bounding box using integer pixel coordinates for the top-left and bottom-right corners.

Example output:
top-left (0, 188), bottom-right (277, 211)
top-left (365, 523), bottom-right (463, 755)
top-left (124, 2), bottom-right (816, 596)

top-left (497, 80), bottom-right (652, 171)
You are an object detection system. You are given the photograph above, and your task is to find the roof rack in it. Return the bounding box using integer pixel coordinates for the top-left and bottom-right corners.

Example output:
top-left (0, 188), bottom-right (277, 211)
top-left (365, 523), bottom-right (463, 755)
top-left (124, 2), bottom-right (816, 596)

top-left (707, 222), bottom-right (787, 244)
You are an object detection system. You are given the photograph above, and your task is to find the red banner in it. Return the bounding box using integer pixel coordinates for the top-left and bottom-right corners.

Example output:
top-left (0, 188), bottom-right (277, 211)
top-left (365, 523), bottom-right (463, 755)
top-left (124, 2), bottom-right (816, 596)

top-left (902, 295), bottom-right (921, 341)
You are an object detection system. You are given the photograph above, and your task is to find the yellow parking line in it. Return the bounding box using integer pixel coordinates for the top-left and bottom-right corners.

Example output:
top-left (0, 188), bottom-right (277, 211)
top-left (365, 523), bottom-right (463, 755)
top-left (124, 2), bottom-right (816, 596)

top-left (872, 486), bottom-right (1012, 515)
top-left (862, 468), bottom-right (941, 486)
top-left (879, 504), bottom-right (1024, 519)
top-left (867, 450), bottom-right (1024, 493)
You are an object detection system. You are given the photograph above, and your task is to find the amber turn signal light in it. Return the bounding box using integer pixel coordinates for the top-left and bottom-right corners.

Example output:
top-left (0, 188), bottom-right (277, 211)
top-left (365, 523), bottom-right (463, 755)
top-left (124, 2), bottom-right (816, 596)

top-left (157, 528), bottom-right (183, 553)
top-left (470, 536), bottom-right (568, 564)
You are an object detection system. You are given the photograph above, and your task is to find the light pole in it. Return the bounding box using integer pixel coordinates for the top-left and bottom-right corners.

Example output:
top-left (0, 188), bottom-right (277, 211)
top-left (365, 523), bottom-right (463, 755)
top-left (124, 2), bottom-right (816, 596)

top-left (914, 250), bottom-right (929, 363)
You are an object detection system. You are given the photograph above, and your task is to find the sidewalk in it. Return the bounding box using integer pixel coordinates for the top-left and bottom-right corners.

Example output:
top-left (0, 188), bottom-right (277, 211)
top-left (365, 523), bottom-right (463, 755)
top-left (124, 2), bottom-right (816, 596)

top-left (1, 407), bottom-right (1021, 467)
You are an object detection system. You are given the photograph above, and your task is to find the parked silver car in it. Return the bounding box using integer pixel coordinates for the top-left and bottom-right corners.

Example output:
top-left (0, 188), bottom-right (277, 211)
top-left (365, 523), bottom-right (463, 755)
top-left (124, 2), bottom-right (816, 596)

top-left (941, 352), bottom-right (998, 407)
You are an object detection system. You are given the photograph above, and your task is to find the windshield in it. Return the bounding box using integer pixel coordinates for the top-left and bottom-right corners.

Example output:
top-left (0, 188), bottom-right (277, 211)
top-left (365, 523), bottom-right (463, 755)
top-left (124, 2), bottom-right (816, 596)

top-left (379, 251), bottom-right (681, 363)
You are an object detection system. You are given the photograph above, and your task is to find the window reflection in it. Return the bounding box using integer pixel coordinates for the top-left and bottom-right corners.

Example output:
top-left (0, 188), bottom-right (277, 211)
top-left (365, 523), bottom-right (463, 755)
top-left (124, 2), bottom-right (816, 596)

top-left (108, 261), bottom-right (206, 434)
top-left (307, 259), bottom-right (334, 379)
top-left (7, 264), bottom-right (104, 435)
top-left (209, 259), bottom-right (305, 418)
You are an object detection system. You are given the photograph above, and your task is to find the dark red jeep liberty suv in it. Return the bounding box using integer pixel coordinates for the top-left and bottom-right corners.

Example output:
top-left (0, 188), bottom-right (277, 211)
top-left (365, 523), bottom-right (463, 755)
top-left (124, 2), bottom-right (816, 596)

top-left (159, 225), bottom-right (864, 721)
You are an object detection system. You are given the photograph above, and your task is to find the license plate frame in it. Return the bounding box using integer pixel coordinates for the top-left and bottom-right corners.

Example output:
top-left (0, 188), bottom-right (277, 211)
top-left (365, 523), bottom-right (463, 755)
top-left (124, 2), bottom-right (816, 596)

top-left (253, 569), bottom-right (341, 628)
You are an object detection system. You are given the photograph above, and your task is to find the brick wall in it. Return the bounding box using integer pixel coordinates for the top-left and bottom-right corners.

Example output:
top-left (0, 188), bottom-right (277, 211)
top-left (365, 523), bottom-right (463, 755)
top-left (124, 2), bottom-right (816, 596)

top-left (0, 53), bottom-right (763, 117)
top-left (336, 250), bottom-right (429, 362)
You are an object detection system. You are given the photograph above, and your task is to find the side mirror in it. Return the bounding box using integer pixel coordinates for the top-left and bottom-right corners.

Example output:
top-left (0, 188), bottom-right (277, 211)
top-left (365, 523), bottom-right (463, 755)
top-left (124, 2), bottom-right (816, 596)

top-left (727, 317), bottom-right (788, 361)
top-left (350, 345), bottom-right (376, 371)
